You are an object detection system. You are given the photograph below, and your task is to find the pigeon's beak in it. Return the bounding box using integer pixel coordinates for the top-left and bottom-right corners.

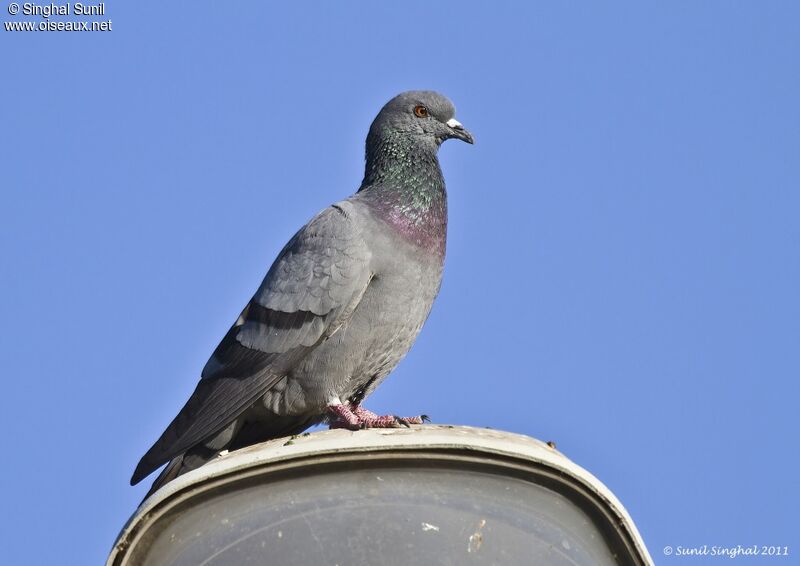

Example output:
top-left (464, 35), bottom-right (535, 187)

top-left (446, 118), bottom-right (475, 144)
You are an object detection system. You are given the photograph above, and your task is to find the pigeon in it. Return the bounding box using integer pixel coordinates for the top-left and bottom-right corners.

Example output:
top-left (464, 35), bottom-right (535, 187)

top-left (131, 91), bottom-right (473, 497)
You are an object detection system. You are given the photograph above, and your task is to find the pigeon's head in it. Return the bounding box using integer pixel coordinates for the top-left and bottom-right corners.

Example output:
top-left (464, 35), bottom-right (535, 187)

top-left (369, 91), bottom-right (474, 148)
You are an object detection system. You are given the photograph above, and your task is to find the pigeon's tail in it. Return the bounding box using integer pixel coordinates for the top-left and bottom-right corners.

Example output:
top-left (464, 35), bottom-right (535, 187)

top-left (141, 457), bottom-right (185, 502)
top-left (140, 434), bottom-right (224, 503)
top-left (139, 412), bottom-right (322, 504)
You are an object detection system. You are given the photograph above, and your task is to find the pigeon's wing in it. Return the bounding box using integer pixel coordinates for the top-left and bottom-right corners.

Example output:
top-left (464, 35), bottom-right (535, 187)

top-left (132, 201), bottom-right (372, 485)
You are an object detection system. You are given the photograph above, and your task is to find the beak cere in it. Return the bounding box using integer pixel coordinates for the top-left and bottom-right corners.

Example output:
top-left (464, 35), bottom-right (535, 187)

top-left (446, 117), bottom-right (474, 144)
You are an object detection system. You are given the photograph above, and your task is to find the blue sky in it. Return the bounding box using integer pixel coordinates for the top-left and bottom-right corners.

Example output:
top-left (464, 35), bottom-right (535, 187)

top-left (2, 2), bottom-right (798, 563)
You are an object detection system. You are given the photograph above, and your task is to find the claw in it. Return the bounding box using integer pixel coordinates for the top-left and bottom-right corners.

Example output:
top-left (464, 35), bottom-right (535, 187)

top-left (327, 404), bottom-right (428, 430)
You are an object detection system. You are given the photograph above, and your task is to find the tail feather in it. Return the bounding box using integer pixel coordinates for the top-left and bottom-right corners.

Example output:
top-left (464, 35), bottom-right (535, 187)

top-left (141, 457), bottom-right (185, 503)
top-left (139, 412), bottom-right (323, 502)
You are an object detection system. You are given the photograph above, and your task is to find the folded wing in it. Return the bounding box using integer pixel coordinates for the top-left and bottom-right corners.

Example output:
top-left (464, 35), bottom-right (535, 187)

top-left (131, 202), bottom-right (372, 485)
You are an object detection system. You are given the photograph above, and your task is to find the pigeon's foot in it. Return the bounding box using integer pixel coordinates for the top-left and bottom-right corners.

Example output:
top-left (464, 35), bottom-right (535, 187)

top-left (326, 404), bottom-right (430, 430)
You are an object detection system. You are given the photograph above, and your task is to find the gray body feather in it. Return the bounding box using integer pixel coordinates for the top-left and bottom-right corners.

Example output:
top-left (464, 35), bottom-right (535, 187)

top-left (132, 91), bottom-right (472, 495)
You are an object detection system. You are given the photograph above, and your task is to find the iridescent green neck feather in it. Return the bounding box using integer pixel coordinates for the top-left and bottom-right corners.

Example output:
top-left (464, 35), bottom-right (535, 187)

top-left (357, 128), bottom-right (447, 258)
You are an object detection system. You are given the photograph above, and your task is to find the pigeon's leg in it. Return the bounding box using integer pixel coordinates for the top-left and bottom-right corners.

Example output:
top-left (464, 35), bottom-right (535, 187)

top-left (326, 404), bottom-right (429, 430)
top-left (352, 404), bottom-right (429, 426)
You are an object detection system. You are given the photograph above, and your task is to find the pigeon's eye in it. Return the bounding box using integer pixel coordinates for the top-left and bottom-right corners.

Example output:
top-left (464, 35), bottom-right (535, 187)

top-left (414, 105), bottom-right (429, 118)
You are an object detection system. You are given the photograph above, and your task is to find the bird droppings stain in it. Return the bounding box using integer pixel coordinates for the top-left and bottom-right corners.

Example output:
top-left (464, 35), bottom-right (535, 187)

top-left (562, 539), bottom-right (572, 550)
top-left (467, 519), bottom-right (486, 553)
top-left (277, 530), bottom-right (283, 539)
top-left (421, 522), bottom-right (440, 532)
top-left (546, 440), bottom-right (557, 449)
top-left (375, 475), bottom-right (384, 481)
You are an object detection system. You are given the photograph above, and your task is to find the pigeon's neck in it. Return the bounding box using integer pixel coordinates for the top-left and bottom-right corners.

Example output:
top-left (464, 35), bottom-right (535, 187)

top-left (358, 133), bottom-right (447, 258)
